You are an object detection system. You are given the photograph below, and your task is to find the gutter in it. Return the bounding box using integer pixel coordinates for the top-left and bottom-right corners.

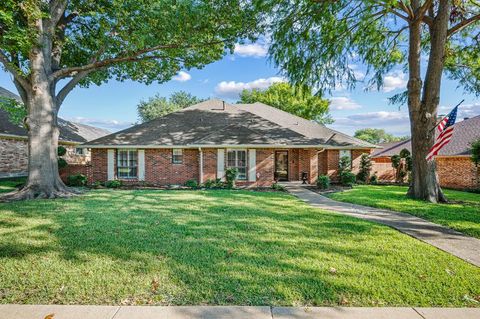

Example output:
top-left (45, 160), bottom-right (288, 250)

top-left (80, 144), bottom-right (379, 150)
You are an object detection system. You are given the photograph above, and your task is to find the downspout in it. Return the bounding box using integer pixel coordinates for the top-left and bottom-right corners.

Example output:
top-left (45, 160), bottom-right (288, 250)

top-left (198, 147), bottom-right (203, 184)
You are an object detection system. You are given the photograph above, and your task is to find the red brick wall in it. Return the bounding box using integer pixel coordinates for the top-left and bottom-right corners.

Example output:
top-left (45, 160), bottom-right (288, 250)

top-left (256, 149), bottom-right (275, 186)
top-left (288, 149), bottom-right (300, 181)
top-left (60, 164), bottom-right (92, 183)
top-left (437, 157), bottom-right (478, 189)
top-left (326, 150), bottom-right (340, 181)
top-left (145, 149), bottom-right (199, 186)
top-left (202, 148), bottom-right (217, 182)
top-left (318, 151), bottom-right (328, 175)
top-left (91, 148), bottom-right (108, 183)
top-left (371, 157), bottom-right (396, 181)
top-left (372, 156), bottom-right (479, 190)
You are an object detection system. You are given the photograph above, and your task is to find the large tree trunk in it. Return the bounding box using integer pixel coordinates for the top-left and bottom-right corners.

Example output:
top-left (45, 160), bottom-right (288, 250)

top-left (0, 37), bottom-right (76, 201)
top-left (406, 0), bottom-right (450, 203)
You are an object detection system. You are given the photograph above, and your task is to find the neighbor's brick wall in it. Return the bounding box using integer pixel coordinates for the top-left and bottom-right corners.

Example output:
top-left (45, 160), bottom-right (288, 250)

top-left (371, 156), bottom-right (479, 190)
top-left (0, 137), bottom-right (28, 177)
top-left (371, 157), bottom-right (396, 181)
top-left (0, 136), bottom-right (89, 178)
top-left (437, 157), bottom-right (478, 189)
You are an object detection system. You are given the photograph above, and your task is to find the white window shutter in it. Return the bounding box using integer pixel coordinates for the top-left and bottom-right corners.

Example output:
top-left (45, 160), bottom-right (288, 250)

top-left (248, 149), bottom-right (256, 182)
top-left (138, 150), bottom-right (145, 181)
top-left (107, 149), bottom-right (115, 180)
top-left (217, 149), bottom-right (225, 180)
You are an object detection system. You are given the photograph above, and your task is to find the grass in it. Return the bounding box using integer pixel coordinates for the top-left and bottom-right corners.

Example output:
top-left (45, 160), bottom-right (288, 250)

top-left (0, 178), bottom-right (25, 194)
top-left (0, 183), bottom-right (479, 306)
top-left (328, 185), bottom-right (480, 239)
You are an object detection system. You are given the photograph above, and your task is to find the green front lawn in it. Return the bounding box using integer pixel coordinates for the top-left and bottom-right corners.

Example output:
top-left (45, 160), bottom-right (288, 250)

top-left (0, 186), bottom-right (479, 306)
top-left (329, 185), bottom-right (480, 239)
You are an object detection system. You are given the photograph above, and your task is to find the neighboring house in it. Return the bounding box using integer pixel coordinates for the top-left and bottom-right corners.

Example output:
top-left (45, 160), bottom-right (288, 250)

top-left (371, 115), bottom-right (480, 189)
top-left (0, 87), bottom-right (110, 178)
top-left (82, 99), bottom-right (378, 186)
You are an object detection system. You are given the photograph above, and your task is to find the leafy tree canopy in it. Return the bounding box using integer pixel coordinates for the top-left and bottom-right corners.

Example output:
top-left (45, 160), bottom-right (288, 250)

top-left (262, 0), bottom-right (480, 97)
top-left (0, 97), bottom-right (26, 125)
top-left (471, 139), bottom-right (480, 166)
top-left (137, 91), bottom-right (205, 122)
top-left (0, 0), bottom-right (259, 105)
top-left (238, 82), bottom-right (332, 124)
top-left (354, 128), bottom-right (409, 145)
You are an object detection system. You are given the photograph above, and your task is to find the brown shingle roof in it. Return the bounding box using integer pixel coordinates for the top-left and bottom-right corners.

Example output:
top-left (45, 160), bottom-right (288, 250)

top-left (372, 115), bottom-right (480, 157)
top-left (85, 99), bottom-right (378, 148)
top-left (0, 86), bottom-right (110, 143)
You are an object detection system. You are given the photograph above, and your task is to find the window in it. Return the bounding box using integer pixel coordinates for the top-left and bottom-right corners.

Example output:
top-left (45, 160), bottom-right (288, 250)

top-left (117, 149), bottom-right (138, 179)
top-left (172, 149), bottom-right (183, 164)
top-left (339, 149), bottom-right (352, 161)
top-left (75, 147), bottom-right (85, 155)
top-left (227, 149), bottom-right (247, 180)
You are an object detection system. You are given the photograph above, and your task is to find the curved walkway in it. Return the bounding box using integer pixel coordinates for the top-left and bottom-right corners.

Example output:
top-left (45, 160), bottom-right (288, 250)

top-left (284, 183), bottom-right (480, 267)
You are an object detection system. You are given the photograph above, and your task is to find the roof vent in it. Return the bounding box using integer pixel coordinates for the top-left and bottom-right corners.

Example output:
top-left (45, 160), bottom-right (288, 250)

top-left (464, 117), bottom-right (469, 121)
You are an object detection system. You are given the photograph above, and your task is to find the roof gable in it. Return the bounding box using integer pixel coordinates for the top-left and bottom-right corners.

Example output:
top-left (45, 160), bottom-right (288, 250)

top-left (0, 86), bottom-right (110, 142)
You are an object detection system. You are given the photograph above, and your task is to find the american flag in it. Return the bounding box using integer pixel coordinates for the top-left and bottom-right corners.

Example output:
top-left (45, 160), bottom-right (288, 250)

top-left (426, 106), bottom-right (458, 161)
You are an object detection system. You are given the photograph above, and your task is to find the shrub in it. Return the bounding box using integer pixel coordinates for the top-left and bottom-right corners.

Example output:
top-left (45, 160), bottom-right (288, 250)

top-left (271, 182), bottom-right (286, 191)
top-left (203, 179), bottom-right (224, 189)
top-left (92, 181), bottom-right (103, 189)
top-left (225, 168), bottom-right (238, 189)
top-left (105, 180), bottom-right (122, 188)
top-left (185, 179), bottom-right (199, 189)
top-left (356, 153), bottom-right (372, 183)
top-left (57, 146), bottom-right (67, 156)
top-left (338, 156), bottom-right (351, 176)
top-left (370, 174), bottom-right (378, 184)
top-left (67, 174), bottom-right (87, 186)
top-left (57, 158), bottom-right (68, 169)
top-left (340, 171), bottom-right (356, 187)
top-left (317, 175), bottom-right (330, 189)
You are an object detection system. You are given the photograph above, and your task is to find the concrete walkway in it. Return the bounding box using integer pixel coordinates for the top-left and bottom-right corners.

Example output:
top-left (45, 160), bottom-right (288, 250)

top-left (283, 184), bottom-right (480, 267)
top-left (1, 305), bottom-right (480, 319)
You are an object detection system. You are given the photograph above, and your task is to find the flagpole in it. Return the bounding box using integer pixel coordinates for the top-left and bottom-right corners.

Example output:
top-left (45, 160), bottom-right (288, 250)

top-left (429, 99), bottom-right (464, 133)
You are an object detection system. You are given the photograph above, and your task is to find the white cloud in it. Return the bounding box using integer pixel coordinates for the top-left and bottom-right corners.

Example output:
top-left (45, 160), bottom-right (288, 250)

top-left (172, 71), bottom-right (191, 82)
top-left (68, 117), bottom-right (133, 132)
top-left (383, 71), bottom-right (407, 92)
top-left (234, 43), bottom-right (268, 58)
top-left (214, 76), bottom-right (285, 98)
top-left (329, 110), bottom-right (410, 136)
top-left (439, 102), bottom-right (480, 120)
top-left (329, 96), bottom-right (362, 110)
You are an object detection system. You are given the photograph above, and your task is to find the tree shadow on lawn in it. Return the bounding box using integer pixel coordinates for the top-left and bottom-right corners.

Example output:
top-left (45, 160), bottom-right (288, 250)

top-left (1, 189), bottom-right (480, 306)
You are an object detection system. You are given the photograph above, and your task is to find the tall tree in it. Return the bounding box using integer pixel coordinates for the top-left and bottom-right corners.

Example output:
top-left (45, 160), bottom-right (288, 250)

top-left (354, 128), bottom-right (408, 145)
top-left (137, 91), bottom-right (205, 122)
top-left (0, 0), bottom-right (258, 200)
top-left (263, 0), bottom-right (480, 202)
top-left (238, 82), bottom-right (332, 124)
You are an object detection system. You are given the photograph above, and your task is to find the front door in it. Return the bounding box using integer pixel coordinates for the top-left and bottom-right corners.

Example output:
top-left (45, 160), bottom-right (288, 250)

top-left (275, 151), bottom-right (289, 181)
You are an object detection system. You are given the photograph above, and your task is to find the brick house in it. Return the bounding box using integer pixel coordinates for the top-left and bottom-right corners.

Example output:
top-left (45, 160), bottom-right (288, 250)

top-left (0, 86), bottom-right (110, 178)
top-left (82, 99), bottom-right (377, 186)
top-left (371, 115), bottom-right (480, 189)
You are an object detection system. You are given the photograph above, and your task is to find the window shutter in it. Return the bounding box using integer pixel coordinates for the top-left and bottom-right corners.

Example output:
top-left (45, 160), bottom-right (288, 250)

top-left (138, 150), bottom-right (145, 181)
top-left (217, 149), bottom-right (225, 181)
top-left (107, 149), bottom-right (115, 180)
top-left (248, 149), bottom-right (256, 182)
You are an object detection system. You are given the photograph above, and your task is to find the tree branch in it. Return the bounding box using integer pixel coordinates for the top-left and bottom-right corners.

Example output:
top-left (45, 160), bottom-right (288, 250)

top-left (56, 71), bottom-right (89, 109)
top-left (0, 51), bottom-right (30, 90)
top-left (51, 39), bottom-right (226, 80)
top-left (448, 13), bottom-right (480, 36)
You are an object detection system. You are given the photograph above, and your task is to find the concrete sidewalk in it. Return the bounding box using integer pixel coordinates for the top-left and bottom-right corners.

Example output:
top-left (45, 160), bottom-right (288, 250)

top-left (1, 305), bottom-right (479, 319)
top-left (283, 184), bottom-right (480, 267)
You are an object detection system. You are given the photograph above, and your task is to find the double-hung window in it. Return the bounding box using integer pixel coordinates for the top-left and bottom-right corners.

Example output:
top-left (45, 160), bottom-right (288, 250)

top-left (172, 149), bottom-right (183, 164)
top-left (227, 149), bottom-right (247, 180)
top-left (117, 149), bottom-right (138, 179)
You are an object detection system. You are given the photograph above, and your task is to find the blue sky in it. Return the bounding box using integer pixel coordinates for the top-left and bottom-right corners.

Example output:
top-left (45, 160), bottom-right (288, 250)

top-left (0, 42), bottom-right (479, 136)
